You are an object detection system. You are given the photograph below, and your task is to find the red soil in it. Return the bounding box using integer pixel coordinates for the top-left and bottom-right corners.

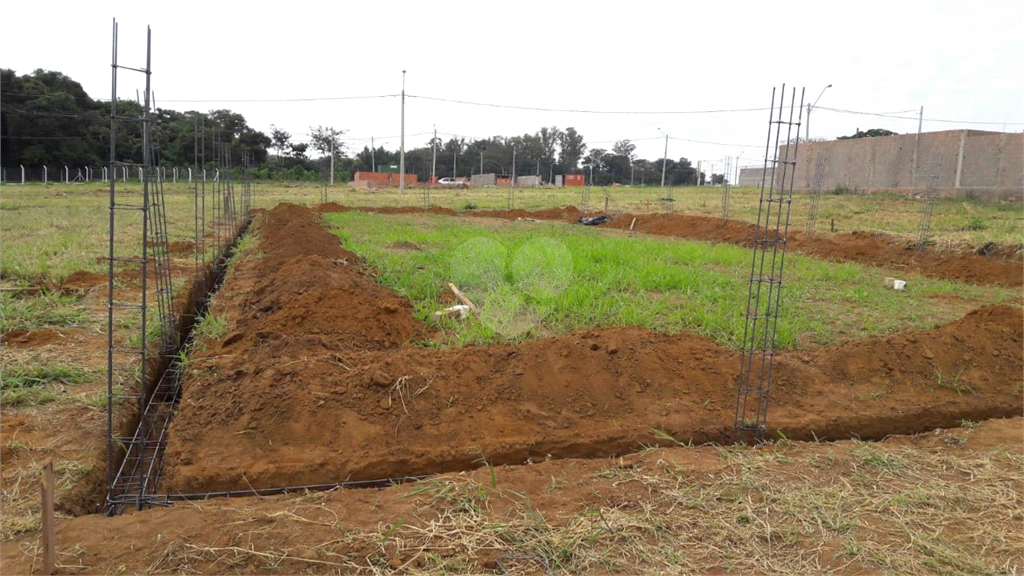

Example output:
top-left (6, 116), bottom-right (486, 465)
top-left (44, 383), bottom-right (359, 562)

top-left (316, 204), bottom-right (1024, 286)
top-left (159, 204), bottom-right (1023, 495)
top-left (0, 328), bottom-right (65, 348)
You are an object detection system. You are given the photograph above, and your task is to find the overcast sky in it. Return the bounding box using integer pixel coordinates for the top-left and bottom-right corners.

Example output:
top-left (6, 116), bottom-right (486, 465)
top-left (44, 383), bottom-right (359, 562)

top-left (3, 0), bottom-right (1022, 172)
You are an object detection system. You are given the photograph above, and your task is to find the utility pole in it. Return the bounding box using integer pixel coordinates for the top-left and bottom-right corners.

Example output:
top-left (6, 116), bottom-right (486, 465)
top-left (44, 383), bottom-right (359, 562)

top-left (453, 147), bottom-right (457, 180)
top-left (431, 125), bottom-right (436, 182)
top-left (329, 138), bottom-right (334, 186)
top-left (696, 160), bottom-right (702, 186)
top-left (371, 136), bottom-right (375, 172)
top-left (399, 69), bottom-right (406, 194)
top-left (630, 163), bottom-right (634, 186)
top-left (510, 146), bottom-right (516, 190)
top-left (658, 128), bottom-right (668, 187)
top-left (807, 84), bottom-right (832, 140)
top-left (911, 105), bottom-right (923, 186)
top-left (480, 149), bottom-right (484, 175)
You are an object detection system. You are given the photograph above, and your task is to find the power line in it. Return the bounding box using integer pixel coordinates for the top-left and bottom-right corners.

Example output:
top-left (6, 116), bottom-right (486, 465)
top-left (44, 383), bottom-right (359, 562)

top-left (0, 134), bottom-right (99, 140)
top-left (407, 94), bottom-right (772, 115)
top-left (2, 107), bottom-right (106, 120)
top-left (669, 136), bottom-right (763, 148)
top-left (816, 105), bottom-right (1024, 126)
top-left (155, 94), bottom-right (400, 103)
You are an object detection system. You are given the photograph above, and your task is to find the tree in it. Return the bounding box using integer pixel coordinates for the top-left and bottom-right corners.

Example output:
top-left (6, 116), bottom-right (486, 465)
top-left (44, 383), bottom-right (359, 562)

top-left (612, 139), bottom-right (636, 160)
top-left (558, 127), bottom-right (586, 173)
top-left (309, 125), bottom-right (346, 159)
top-left (838, 128), bottom-right (898, 140)
top-left (538, 126), bottom-right (562, 182)
top-left (270, 125), bottom-right (291, 160)
top-left (441, 137), bottom-right (466, 177)
top-left (290, 142), bottom-right (309, 160)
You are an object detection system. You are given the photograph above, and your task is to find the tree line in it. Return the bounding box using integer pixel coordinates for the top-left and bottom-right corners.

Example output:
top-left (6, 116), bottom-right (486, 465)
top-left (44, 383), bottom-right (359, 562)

top-left (2, 68), bottom-right (708, 184)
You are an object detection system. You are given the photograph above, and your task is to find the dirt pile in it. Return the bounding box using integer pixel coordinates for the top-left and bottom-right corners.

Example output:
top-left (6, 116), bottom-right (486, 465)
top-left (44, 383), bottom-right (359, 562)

top-left (316, 204), bottom-right (1023, 286)
top-left (159, 204), bottom-right (1023, 495)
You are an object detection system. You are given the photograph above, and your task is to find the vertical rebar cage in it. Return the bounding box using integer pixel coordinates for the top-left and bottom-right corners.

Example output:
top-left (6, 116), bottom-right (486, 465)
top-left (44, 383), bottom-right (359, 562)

top-left (105, 20), bottom-right (181, 514)
top-left (733, 85), bottom-right (805, 441)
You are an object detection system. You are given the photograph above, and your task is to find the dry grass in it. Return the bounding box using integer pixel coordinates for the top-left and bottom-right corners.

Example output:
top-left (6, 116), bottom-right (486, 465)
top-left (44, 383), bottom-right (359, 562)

top-left (7, 421), bottom-right (1014, 575)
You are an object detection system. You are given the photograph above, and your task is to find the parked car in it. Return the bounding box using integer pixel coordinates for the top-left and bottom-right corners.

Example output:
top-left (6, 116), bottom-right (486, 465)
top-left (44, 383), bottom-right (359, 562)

top-left (438, 177), bottom-right (468, 188)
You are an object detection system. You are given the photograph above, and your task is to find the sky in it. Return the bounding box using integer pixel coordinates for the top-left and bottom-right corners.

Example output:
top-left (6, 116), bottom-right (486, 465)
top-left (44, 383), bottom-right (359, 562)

top-left (2, 0), bottom-right (1022, 174)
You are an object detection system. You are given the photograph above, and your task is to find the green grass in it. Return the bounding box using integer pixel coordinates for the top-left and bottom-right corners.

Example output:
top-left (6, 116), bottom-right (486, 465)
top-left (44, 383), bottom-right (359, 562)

top-left (0, 291), bottom-right (89, 332)
top-left (193, 312), bottom-right (229, 343)
top-left (324, 211), bottom-right (1019, 349)
top-left (0, 363), bottom-right (90, 407)
top-left (1, 364), bottom-right (88, 390)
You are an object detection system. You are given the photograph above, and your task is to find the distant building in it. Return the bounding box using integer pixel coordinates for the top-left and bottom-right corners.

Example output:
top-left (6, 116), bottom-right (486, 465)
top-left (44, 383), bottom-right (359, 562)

top-left (564, 174), bottom-right (585, 187)
top-left (351, 171), bottom-right (417, 188)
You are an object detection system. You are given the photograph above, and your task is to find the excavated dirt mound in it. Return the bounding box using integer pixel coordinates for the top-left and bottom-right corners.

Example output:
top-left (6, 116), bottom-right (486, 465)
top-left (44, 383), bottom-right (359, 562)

top-left (0, 328), bottom-right (65, 348)
top-left (60, 270), bottom-right (107, 293)
top-left (316, 204), bottom-right (1023, 286)
top-left (159, 204), bottom-right (1023, 494)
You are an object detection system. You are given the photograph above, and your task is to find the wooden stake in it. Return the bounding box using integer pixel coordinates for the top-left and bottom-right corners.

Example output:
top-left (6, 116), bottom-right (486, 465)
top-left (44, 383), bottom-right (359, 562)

top-left (42, 459), bottom-right (55, 575)
top-left (629, 217), bottom-right (637, 231)
top-left (447, 283), bottom-right (479, 315)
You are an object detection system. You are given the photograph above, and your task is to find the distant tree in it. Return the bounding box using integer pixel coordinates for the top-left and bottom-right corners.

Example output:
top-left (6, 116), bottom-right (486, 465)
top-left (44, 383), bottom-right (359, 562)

top-left (290, 142), bottom-right (309, 160)
top-left (309, 125), bottom-right (346, 159)
top-left (558, 127), bottom-right (586, 173)
top-left (838, 128), bottom-right (898, 140)
top-left (270, 125), bottom-right (291, 160)
top-left (441, 137), bottom-right (466, 177)
top-left (612, 139), bottom-right (636, 160)
top-left (538, 126), bottom-right (561, 182)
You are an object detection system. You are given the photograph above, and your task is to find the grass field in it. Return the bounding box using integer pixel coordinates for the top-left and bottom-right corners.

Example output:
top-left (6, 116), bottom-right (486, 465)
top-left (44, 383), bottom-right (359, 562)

top-left (1, 181), bottom-right (1020, 286)
top-left (325, 211), bottom-right (1018, 349)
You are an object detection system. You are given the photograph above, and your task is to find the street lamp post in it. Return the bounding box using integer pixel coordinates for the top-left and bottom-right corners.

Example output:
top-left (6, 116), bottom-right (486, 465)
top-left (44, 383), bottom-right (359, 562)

top-left (399, 70), bottom-right (406, 194)
top-left (657, 128), bottom-right (668, 187)
top-left (806, 84), bottom-right (832, 140)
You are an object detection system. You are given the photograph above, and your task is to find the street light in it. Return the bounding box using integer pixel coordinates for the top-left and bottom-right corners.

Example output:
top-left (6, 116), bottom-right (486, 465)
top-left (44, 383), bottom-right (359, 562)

top-left (734, 151), bottom-right (745, 186)
top-left (399, 69), bottom-right (407, 194)
top-left (806, 84), bottom-right (832, 140)
top-left (657, 127), bottom-right (668, 187)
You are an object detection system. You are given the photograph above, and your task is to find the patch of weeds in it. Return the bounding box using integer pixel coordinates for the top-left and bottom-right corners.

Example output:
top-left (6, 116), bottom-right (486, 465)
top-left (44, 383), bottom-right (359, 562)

top-left (2, 364), bottom-right (87, 390)
top-left (462, 202), bottom-right (478, 210)
top-left (1, 387), bottom-right (58, 407)
top-left (932, 367), bottom-right (974, 396)
top-left (193, 313), bottom-right (229, 343)
top-left (652, 428), bottom-right (692, 446)
top-left (965, 218), bottom-right (987, 231)
top-left (852, 445), bottom-right (905, 473)
top-left (0, 291), bottom-right (88, 332)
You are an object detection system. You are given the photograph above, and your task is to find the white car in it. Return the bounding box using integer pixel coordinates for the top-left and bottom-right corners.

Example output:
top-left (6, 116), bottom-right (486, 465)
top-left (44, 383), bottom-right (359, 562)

top-left (438, 177), bottom-right (468, 188)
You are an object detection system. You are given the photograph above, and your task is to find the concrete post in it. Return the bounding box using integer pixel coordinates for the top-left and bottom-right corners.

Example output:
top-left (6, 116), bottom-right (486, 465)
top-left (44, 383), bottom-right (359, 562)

top-left (955, 130), bottom-right (966, 189)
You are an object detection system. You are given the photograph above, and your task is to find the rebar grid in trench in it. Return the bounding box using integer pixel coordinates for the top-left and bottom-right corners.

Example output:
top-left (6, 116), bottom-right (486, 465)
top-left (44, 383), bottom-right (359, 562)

top-left (734, 85), bottom-right (805, 441)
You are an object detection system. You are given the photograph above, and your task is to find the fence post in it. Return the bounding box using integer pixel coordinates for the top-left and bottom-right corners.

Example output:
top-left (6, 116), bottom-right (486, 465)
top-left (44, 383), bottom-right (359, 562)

top-left (21, 165), bottom-right (25, 184)
top-left (954, 129), bottom-right (967, 190)
top-left (41, 459), bottom-right (55, 575)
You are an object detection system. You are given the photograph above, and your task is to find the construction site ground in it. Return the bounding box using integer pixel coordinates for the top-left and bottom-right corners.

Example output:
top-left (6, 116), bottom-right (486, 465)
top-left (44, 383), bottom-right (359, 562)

top-left (1, 198), bottom-right (1021, 575)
